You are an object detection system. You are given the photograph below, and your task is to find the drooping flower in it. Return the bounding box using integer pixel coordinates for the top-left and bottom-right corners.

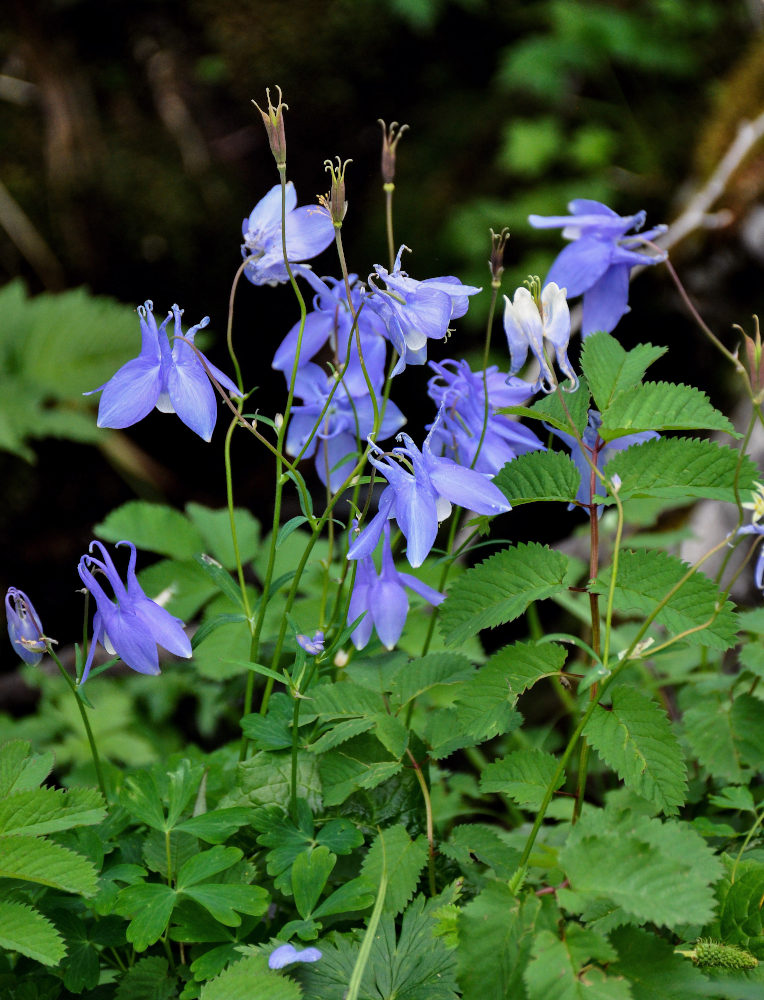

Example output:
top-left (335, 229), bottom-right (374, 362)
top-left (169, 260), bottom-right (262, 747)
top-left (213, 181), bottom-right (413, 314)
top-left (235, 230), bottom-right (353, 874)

top-left (268, 943), bottom-right (322, 970)
top-left (86, 302), bottom-right (241, 442)
top-left (366, 246), bottom-right (482, 375)
top-left (737, 514), bottom-right (764, 591)
top-left (296, 630), bottom-right (325, 655)
top-left (528, 200), bottom-right (667, 336)
top-left (503, 281), bottom-right (577, 393)
top-left (241, 182), bottom-right (335, 286)
top-left (5, 588), bottom-right (46, 665)
top-left (348, 412), bottom-right (511, 568)
top-left (550, 410), bottom-right (658, 513)
top-left (427, 358), bottom-right (543, 474)
top-left (348, 523), bottom-right (445, 650)
top-left (77, 541), bottom-right (192, 683)
top-left (285, 357), bottom-right (405, 490)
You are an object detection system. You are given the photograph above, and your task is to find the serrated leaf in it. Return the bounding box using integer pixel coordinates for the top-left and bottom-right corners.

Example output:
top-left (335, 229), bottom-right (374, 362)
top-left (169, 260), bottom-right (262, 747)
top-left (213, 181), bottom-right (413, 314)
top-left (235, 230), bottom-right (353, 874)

top-left (0, 785), bottom-right (105, 836)
top-left (481, 748), bottom-right (564, 807)
top-left (373, 713), bottom-right (408, 758)
top-left (581, 331), bottom-right (666, 412)
top-left (494, 449), bottom-right (580, 505)
top-left (114, 882), bottom-right (176, 951)
top-left (440, 824), bottom-right (521, 878)
top-left (718, 864), bottom-right (764, 956)
top-left (0, 900), bottom-right (66, 965)
top-left (0, 740), bottom-right (53, 796)
top-left (201, 955), bottom-right (301, 1000)
top-left (360, 825), bottom-right (428, 915)
top-left (593, 549), bottom-right (738, 651)
top-left (682, 695), bottom-right (764, 783)
top-left (114, 955), bottom-right (178, 1000)
top-left (524, 929), bottom-right (632, 1000)
top-left (310, 681), bottom-right (383, 718)
top-left (307, 716), bottom-right (376, 754)
top-left (600, 382), bottom-right (737, 440)
top-left (608, 925), bottom-right (708, 1000)
top-left (389, 652), bottom-right (475, 708)
top-left (560, 808), bottom-right (722, 929)
top-left (95, 500), bottom-right (204, 559)
top-left (483, 639), bottom-right (568, 695)
top-left (457, 884), bottom-right (540, 1000)
top-left (597, 438), bottom-right (759, 504)
top-left (586, 686), bottom-right (687, 815)
top-left (504, 379), bottom-right (591, 435)
top-left (0, 836), bottom-right (99, 895)
top-left (440, 542), bottom-right (569, 646)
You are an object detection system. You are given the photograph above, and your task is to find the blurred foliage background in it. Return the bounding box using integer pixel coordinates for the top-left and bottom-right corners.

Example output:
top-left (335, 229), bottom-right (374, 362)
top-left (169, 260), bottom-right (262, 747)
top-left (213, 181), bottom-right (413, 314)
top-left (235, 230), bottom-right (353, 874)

top-left (1, 0), bottom-right (763, 675)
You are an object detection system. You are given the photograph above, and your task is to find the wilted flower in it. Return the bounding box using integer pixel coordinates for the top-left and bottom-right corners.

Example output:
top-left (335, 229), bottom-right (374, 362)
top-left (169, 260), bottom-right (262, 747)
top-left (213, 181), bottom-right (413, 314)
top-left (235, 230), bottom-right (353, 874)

top-left (86, 302), bottom-right (241, 442)
top-left (427, 358), bottom-right (543, 474)
top-left (241, 182), bottom-right (334, 286)
top-left (78, 541), bottom-right (192, 683)
top-left (348, 412), bottom-right (511, 568)
top-left (503, 281), bottom-right (577, 393)
top-left (528, 200), bottom-right (667, 336)
top-left (366, 246), bottom-right (481, 375)
top-left (348, 523), bottom-right (445, 650)
top-left (550, 410), bottom-right (658, 514)
top-left (253, 86), bottom-right (287, 168)
top-left (268, 943), bottom-right (322, 970)
top-left (296, 630), bottom-right (325, 655)
top-left (5, 588), bottom-right (46, 665)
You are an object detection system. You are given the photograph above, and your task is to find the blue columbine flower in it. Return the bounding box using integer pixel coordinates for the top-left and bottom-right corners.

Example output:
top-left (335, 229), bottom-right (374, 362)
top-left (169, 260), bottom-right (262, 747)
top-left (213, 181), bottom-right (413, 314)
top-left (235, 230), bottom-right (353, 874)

top-left (86, 302), bottom-right (242, 442)
top-left (528, 199), bottom-right (667, 336)
top-left (268, 943), bottom-right (322, 970)
top-left (427, 358), bottom-right (543, 474)
top-left (348, 412), bottom-right (511, 568)
top-left (550, 410), bottom-right (658, 513)
top-left (5, 588), bottom-right (47, 665)
top-left (348, 523), bottom-right (445, 650)
top-left (503, 282), bottom-right (577, 393)
top-left (366, 246), bottom-right (481, 375)
top-left (77, 540), bottom-right (192, 683)
top-left (296, 630), bottom-right (325, 655)
top-left (241, 182), bottom-right (335, 286)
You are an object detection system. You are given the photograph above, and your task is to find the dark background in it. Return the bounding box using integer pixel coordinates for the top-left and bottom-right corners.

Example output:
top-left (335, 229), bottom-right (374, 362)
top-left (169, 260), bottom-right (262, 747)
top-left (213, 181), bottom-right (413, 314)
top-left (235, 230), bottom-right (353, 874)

top-left (2, 0), bottom-right (763, 672)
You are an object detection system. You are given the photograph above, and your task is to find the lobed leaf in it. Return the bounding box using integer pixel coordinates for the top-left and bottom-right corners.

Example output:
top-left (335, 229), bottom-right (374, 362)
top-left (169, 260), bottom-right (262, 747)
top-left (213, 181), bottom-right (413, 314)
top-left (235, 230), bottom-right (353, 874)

top-left (440, 542), bottom-right (570, 646)
top-left (599, 381), bottom-right (737, 440)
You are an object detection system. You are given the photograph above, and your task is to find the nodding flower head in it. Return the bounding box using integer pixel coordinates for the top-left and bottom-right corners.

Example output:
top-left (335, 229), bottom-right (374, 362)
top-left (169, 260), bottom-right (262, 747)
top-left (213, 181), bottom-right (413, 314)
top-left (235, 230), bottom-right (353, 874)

top-left (5, 588), bottom-right (47, 665)
top-left (503, 280), bottom-right (577, 394)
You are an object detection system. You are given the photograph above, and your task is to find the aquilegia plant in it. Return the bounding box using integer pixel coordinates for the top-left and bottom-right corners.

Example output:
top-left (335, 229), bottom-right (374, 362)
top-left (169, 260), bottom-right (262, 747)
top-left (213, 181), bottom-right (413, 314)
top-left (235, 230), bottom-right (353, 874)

top-left (4, 87), bottom-right (764, 1000)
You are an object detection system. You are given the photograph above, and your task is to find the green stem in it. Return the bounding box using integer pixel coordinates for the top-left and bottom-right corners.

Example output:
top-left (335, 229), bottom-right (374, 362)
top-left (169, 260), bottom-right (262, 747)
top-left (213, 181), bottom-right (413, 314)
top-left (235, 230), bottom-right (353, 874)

top-left (290, 695), bottom-right (301, 820)
top-left (384, 184), bottom-right (395, 272)
top-left (406, 748), bottom-right (436, 896)
top-left (53, 651), bottom-right (107, 801)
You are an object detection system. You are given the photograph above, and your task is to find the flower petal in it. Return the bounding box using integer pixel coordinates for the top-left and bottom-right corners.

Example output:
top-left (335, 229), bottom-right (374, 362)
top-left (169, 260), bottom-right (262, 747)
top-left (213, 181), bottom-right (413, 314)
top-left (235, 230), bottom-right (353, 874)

top-left (545, 237), bottom-right (613, 298)
top-left (581, 263), bottom-right (631, 336)
top-left (96, 357), bottom-right (161, 429)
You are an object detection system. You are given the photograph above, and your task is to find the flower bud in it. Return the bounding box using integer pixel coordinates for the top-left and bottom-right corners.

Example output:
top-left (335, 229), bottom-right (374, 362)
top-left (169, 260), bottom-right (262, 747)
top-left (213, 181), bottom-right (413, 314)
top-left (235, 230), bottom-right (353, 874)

top-left (489, 227), bottom-right (510, 287)
top-left (378, 120), bottom-right (409, 186)
top-left (253, 86), bottom-right (288, 169)
top-left (5, 588), bottom-right (47, 665)
top-left (319, 157), bottom-right (351, 227)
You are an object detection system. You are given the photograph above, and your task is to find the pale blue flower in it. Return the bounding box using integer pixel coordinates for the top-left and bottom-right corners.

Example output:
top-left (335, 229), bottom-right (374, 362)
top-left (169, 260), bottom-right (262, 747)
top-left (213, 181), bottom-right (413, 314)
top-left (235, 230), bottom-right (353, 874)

top-left (427, 358), bottom-right (543, 474)
top-left (78, 541), bottom-right (191, 683)
top-left (268, 943), bottom-right (322, 970)
top-left (366, 246), bottom-right (481, 375)
top-left (296, 630), bottom-right (325, 655)
top-left (348, 523), bottom-right (445, 650)
top-left (737, 522), bottom-right (764, 590)
top-left (87, 302), bottom-right (241, 442)
top-left (503, 282), bottom-right (577, 393)
top-left (528, 199), bottom-right (667, 336)
top-left (241, 182), bottom-right (334, 286)
top-left (5, 588), bottom-right (46, 665)
top-left (348, 412), bottom-right (511, 568)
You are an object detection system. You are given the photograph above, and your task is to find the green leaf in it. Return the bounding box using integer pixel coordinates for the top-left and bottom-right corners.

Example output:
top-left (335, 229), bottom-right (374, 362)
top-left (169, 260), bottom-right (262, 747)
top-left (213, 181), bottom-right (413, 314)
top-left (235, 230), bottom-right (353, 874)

top-left (120, 771), bottom-right (167, 831)
top-left (114, 955), bottom-right (178, 1000)
top-left (181, 884), bottom-right (270, 926)
top-left (0, 786), bottom-right (105, 836)
top-left (717, 861), bottom-right (764, 956)
top-left (600, 382), bottom-right (737, 440)
top-left (481, 748), bottom-right (564, 808)
top-left (114, 882), bottom-right (176, 951)
top-left (201, 955), bottom-right (302, 1000)
top-left (176, 846), bottom-right (242, 890)
top-left (389, 652), bottom-right (475, 707)
top-left (0, 900), bottom-right (66, 966)
top-left (166, 758), bottom-right (205, 828)
top-left (586, 686), bottom-right (687, 815)
top-left (592, 549), bottom-right (738, 651)
top-left (440, 542), bottom-right (570, 646)
top-left (682, 695), bottom-right (764, 783)
top-left (360, 825), bottom-right (428, 916)
top-left (185, 502), bottom-right (261, 569)
top-left (494, 449), bottom-right (580, 505)
top-left (95, 500), bottom-right (204, 559)
top-left (137, 557), bottom-right (218, 621)
top-left (483, 639), bottom-right (568, 696)
top-left (310, 681), bottom-right (384, 718)
top-left (559, 807), bottom-right (722, 929)
top-left (175, 807), bottom-right (255, 844)
top-left (292, 846), bottom-right (336, 919)
top-left (0, 740), bottom-right (53, 796)
top-left (440, 824), bottom-right (521, 878)
top-left (0, 836), bottom-right (99, 895)
top-left (457, 884), bottom-right (540, 1000)
top-left (235, 749), bottom-right (322, 813)
top-left (609, 925), bottom-right (707, 1000)
top-left (581, 332), bottom-right (666, 412)
top-left (504, 380), bottom-right (591, 435)
top-left (373, 713), bottom-right (408, 758)
top-left (307, 717), bottom-right (376, 754)
top-left (524, 928), bottom-right (632, 1000)
top-left (311, 877), bottom-right (375, 919)
top-left (597, 438), bottom-right (759, 504)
